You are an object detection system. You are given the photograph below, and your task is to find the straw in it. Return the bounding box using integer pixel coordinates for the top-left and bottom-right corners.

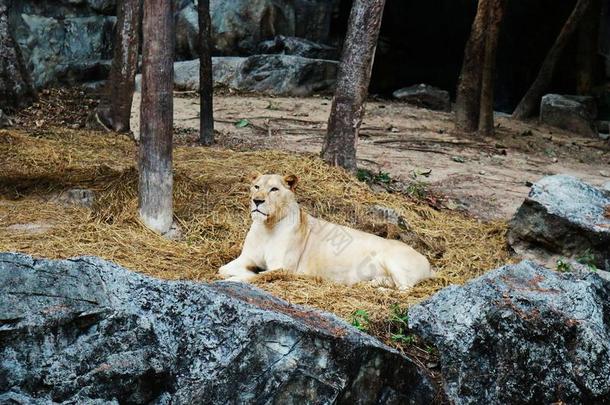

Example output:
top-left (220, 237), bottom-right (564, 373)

top-left (0, 127), bottom-right (511, 346)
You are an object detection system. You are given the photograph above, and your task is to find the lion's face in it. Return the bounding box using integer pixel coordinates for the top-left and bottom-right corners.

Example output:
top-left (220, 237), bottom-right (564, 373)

top-left (249, 173), bottom-right (299, 225)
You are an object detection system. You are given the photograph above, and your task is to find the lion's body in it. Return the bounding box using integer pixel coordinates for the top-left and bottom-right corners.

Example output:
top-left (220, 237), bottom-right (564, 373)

top-left (219, 174), bottom-right (433, 290)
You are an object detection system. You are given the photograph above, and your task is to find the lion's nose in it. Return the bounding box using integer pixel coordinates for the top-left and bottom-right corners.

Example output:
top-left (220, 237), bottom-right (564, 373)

top-left (253, 199), bottom-right (265, 207)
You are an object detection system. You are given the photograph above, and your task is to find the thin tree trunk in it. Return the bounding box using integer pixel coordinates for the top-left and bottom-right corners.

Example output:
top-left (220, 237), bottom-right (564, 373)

top-left (575, 0), bottom-right (600, 95)
top-left (0, 0), bottom-right (36, 112)
top-left (512, 0), bottom-right (593, 120)
top-left (198, 0), bottom-right (214, 145)
top-left (321, 0), bottom-right (386, 173)
top-left (478, 0), bottom-right (507, 135)
top-left (96, 0), bottom-right (141, 132)
top-left (139, 0), bottom-right (174, 234)
top-left (455, 0), bottom-right (491, 133)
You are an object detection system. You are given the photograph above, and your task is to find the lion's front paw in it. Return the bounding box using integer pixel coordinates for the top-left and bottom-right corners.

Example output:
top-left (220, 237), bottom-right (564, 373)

top-left (218, 266), bottom-right (231, 279)
top-left (224, 276), bottom-right (249, 283)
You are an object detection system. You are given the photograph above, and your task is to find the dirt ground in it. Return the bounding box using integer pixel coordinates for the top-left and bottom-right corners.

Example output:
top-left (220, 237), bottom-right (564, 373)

top-left (129, 92), bottom-right (610, 220)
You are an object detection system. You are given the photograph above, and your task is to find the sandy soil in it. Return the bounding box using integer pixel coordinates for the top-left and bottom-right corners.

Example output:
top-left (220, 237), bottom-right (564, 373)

top-left (132, 92), bottom-right (610, 220)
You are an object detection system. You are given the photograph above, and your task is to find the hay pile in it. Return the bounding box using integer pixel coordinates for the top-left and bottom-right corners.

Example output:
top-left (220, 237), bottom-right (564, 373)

top-left (0, 128), bottom-right (511, 345)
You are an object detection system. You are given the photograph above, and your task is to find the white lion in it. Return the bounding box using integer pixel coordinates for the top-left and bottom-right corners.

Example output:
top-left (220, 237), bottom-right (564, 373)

top-left (219, 173), bottom-right (434, 290)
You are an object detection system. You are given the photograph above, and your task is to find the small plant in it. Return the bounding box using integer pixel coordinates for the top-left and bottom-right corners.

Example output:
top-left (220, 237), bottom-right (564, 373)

top-left (266, 101), bottom-right (281, 110)
top-left (405, 181), bottom-right (428, 200)
top-left (556, 259), bottom-right (572, 273)
top-left (375, 171), bottom-right (392, 184)
top-left (576, 249), bottom-right (598, 272)
top-left (356, 168), bottom-right (373, 183)
top-left (425, 345), bottom-right (437, 355)
top-left (388, 304), bottom-right (415, 345)
top-left (356, 169), bottom-right (393, 185)
top-left (351, 309), bottom-right (370, 332)
top-left (405, 170), bottom-right (429, 200)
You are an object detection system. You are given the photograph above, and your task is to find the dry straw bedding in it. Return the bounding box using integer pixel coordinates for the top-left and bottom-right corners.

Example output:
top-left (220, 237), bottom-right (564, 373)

top-left (0, 128), bottom-right (510, 344)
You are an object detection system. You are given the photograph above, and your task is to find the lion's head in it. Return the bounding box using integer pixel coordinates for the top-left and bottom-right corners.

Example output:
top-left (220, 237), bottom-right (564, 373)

top-left (249, 172), bottom-right (299, 225)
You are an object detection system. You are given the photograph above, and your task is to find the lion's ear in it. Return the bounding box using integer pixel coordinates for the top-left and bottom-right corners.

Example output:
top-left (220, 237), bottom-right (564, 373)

top-left (248, 171), bottom-right (262, 183)
top-left (284, 174), bottom-right (299, 191)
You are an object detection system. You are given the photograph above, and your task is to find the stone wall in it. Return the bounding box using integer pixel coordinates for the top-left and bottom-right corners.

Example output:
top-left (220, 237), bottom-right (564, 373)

top-left (8, 0), bottom-right (116, 88)
top-left (7, 0), bottom-right (339, 88)
top-left (6, 0), bottom-right (610, 112)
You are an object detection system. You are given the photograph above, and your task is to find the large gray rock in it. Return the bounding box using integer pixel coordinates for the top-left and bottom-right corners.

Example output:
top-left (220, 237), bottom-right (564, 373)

top-left (210, 0), bottom-right (297, 55)
top-left (0, 109), bottom-right (11, 128)
top-left (508, 175), bottom-right (610, 270)
top-left (392, 84), bottom-right (451, 112)
top-left (293, 0), bottom-right (336, 44)
top-left (85, 0), bottom-right (117, 14)
top-left (171, 1), bottom-right (338, 58)
top-left (10, 9), bottom-right (115, 87)
top-left (161, 55), bottom-right (338, 96)
top-left (175, 2), bottom-right (200, 60)
top-left (0, 253), bottom-right (436, 403)
top-left (258, 35), bottom-right (338, 60)
top-left (540, 94), bottom-right (598, 137)
top-left (409, 260), bottom-right (610, 404)
top-left (8, 0), bottom-right (339, 88)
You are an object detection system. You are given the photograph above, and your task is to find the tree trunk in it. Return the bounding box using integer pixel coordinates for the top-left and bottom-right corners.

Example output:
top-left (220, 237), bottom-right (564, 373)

top-left (96, 0), bottom-right (141, 133)
top-left (575, 0), bottom-right (600, 95)
top-left (198, 0), bottom-right (214, 145)
top-left (512, 0), bottom-right (593, 120)
top-left (321, 0), bottom-right (386, 172)
top-left (139, 0), bottom-right (174, 234)
top-left (0, 1), bottom-right (36, 112)
top-left (455, 0), bottom-right (491, 133)
top-left (478, 0), bottom-right (507, 135)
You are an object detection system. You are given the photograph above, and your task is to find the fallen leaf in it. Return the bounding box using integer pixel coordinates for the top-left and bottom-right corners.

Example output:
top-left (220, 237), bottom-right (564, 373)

top-left (235, 119), bottom-right (250, 128)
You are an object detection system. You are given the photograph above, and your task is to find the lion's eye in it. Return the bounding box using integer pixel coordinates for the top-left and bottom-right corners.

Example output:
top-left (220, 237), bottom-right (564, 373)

top-left (270, 187), bottom-right (279, 192)
top-left (254, 185), bottom-right (260, 190)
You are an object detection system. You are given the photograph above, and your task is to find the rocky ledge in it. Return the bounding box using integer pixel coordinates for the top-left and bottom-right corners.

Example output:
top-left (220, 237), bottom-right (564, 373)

top-left (0, 253), bottom-right (436, 404)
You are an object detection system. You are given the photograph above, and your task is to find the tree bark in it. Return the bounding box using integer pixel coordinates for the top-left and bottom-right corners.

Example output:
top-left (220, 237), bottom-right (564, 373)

top-left (198, 0), bottom-right (214, 145)
top-left (575, 0), bottom-right (600, 95)
top-left (455, 0), bottom-right (491, 133)
top-left (321, 0), bottom-right (386, 173)
top-left (478, 0), bottom-right (507, 135)
top-left (0, 1), bottom-right (36, 112)
top-left (512, 0), bottom-right (593, 120)
top-left (96, 0), bottom-right (141, 133)
top-left (139, 0), bottom-right (174, 234)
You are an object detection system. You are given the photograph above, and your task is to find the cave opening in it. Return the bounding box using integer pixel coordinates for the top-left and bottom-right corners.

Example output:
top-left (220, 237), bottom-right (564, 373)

top-left (329, 0), bottom-right (605, 113)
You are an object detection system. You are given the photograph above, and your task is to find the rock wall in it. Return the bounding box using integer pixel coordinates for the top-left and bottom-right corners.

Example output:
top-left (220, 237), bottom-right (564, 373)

top-left (8, 0), bottom-right (116, 88)
top-left (6, 0), bottom-right (609, 111)
top-left (8, 0), bottom-right (339, 88)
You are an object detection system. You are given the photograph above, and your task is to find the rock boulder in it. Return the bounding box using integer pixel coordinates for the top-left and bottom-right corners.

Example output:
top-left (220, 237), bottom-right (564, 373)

top-left (166, 1), bottom-right (338, 59)
top-left (142, 55), bottom-right (338, 96)
top-left (210, 0), bottom-right (297, 55)
top-left (508, 175), bottom-right (610, 270)
top-left (409, 260), bottom-right (610, 404)
top-left (258, 35), bottom-right (338, 60)
top-left (392, 84), bottom-right (451, 112)
top-left (10, 7), bottom-right (115, 87)
top-left (175, 2), bottom-right (199, 60)
top-left (540, 94), bottom-right (598, 137)
top-left (0, 109), bottom-right (10, 128)
top-left (0, 253), bottom-right (436, 403)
